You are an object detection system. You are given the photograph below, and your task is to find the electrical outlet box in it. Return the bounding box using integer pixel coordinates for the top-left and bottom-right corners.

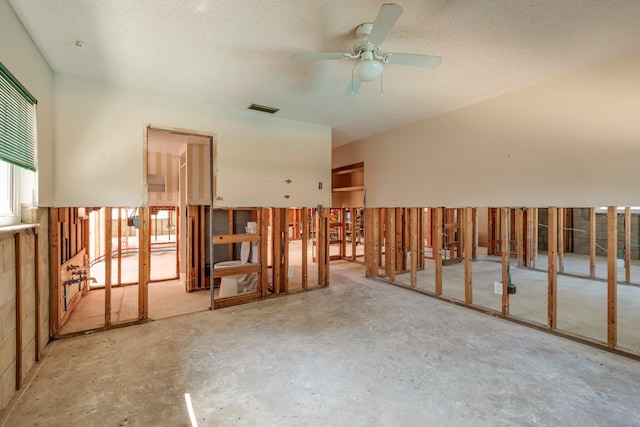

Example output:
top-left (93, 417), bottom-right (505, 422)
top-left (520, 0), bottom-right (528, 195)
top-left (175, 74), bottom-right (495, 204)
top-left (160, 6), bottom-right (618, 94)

top-left (288, 267), bottom-right (294, 277)
top-left (494, 281), bottom-right (503, 295)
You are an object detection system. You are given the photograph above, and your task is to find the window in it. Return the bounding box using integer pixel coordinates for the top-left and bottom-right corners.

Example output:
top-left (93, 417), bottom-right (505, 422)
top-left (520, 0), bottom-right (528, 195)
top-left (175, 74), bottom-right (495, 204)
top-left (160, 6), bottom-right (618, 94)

top-left (0, 61), bottom-right (37, 226)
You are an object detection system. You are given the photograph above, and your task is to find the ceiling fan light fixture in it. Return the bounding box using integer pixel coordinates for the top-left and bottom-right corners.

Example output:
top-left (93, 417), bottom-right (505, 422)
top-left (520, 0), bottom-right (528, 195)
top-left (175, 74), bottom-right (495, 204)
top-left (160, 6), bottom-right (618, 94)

top-left (354, 58), bottom-right (383, 82)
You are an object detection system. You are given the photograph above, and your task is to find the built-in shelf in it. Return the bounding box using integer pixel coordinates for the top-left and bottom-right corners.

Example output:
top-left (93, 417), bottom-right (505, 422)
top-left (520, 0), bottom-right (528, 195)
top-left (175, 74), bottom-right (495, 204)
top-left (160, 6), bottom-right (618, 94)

top-left (331, 162), bottom-right (365, 208)
top-left (332, 186), bottom-right (364, 192)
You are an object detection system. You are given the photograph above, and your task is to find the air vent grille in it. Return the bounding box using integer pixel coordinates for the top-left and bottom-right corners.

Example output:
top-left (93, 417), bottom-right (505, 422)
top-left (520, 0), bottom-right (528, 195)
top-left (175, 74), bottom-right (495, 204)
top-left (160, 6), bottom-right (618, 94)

top-left (248, 103), bottom-right (279, 114)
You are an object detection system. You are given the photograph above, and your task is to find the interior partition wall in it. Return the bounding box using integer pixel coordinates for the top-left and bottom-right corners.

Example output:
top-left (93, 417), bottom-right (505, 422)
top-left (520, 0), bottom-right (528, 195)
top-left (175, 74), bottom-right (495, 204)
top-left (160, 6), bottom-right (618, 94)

top-left (364, 206), bottom-right (640, 359)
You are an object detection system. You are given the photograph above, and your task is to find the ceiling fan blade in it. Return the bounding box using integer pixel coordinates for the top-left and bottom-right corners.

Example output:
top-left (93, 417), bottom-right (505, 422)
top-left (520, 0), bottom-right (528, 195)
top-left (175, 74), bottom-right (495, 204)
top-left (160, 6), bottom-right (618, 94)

top-left (384, 53), bottom-right (442, 68)
top-left (346, 75), bottom-right (362, 96)
top-left (367, 3), bottom-right (404, 47)
top-left (290, 53), bottom-right (351, 62)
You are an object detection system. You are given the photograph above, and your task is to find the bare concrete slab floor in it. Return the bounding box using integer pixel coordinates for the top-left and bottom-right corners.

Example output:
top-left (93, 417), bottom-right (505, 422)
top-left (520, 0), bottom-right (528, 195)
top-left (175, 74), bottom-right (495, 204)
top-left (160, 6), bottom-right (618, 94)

top-left (3, 261), bottom-right (640, 426)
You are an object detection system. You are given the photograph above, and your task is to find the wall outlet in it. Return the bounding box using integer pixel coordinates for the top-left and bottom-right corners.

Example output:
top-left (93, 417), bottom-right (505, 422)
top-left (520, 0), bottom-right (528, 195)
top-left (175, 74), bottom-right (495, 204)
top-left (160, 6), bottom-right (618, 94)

top-left (494, 281), bottom-right (503, 295)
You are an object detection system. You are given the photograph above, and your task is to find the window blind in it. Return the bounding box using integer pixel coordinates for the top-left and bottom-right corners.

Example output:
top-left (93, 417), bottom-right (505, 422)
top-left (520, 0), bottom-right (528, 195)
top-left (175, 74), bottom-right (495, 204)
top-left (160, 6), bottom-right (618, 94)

top-left (0, 61), bottom-right (37, 171)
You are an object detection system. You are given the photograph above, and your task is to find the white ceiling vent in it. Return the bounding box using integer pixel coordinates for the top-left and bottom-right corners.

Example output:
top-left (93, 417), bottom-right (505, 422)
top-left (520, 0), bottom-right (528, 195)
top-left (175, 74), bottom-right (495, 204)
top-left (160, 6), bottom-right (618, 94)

top-left (248, 103), bottom-right (279, 114)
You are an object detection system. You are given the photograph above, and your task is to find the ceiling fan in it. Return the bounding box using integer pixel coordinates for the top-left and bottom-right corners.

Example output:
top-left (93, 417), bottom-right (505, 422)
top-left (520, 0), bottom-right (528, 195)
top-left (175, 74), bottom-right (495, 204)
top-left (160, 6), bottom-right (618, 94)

top-left (291, 3), bottom-right (441, 95)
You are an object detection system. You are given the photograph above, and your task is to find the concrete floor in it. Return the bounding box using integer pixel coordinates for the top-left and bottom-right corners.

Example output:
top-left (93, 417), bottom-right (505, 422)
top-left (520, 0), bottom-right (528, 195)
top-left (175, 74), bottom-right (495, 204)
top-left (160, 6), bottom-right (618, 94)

top-left (2, 261), bottom-right (640, 426)
top-left (392, 250), bottom-right (640, 355)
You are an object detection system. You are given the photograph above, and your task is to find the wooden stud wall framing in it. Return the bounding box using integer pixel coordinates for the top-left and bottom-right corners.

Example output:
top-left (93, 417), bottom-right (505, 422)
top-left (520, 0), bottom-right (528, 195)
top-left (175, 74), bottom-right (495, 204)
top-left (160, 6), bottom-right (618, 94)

top-left (434, 208), bottom-right (443, 296)
top-left (14, 233), bottom-right (22, 390)
top-left (607, 206), bottom-right (617, 348)
top-left (501, 208), bottom-right (510, 316)
top-left (260, 208), bottom-right (270, 297)
top-left (532, 208), bottom-right (538, 269)
top-left (301, 208), bottom-right (309, 289)
top-left (589, 207), bottom-right (596, 278)
top-left (318, 208), bottom-right (330, 286)
top-left (386, 208), bottom-right (396, 282)
top-left (105, 207), bottom-right (112, 326)
top-left (409, 208), bottom-right (418, 288)
top-left (558, 207), bottom-right (565, 273)
top-left (138, 206), bottom-right (149, 320)
top-left (464, 207), bottom-right (473, 305)
top-left (624, 207), bottom-right (631, 283)
top-left (364, 208), bottom-right (380, 277)
top-left (547, 207), bottom-right (558, 329)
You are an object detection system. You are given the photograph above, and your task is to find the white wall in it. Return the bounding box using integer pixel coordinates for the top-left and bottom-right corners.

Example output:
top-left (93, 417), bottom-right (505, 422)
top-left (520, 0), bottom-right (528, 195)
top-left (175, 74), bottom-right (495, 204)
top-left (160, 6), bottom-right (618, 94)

top-left (53, 73), bottom-right (331, 208)
top-left (333, 49), bottom-right (640, 208)
top-left (0, 0), bottom-right (54, 206)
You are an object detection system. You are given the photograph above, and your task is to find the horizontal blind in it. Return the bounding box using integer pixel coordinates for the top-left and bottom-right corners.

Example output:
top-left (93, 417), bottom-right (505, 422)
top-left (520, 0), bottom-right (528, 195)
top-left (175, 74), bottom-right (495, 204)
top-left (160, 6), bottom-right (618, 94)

top-left (0, 62), bottom-right (37, 171)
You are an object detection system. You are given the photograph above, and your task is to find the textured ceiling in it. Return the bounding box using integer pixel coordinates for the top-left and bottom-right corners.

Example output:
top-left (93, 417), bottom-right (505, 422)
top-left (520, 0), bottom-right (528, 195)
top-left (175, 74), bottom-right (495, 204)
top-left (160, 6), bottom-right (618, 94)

top-left (8, 0), bottom-right (640, 146)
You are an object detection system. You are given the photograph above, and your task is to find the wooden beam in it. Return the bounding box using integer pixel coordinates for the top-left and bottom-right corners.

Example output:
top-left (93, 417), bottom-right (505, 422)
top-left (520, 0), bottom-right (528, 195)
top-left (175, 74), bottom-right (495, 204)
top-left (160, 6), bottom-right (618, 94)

top-left (318, 208), bottom-right (330, 286)
top-left (282, 208), bottom-right (289, 293)
top-left (501, 208), bottom-right (509, 316)
top-left (273, 208), bottom-right (282, 294)
top-left (350, 208), bottom-right (357, 261)
top-left (213, 263), bottom-right (261, 278)
top-left (138, 206), bottom-right (149, 320)
top-left (531, 208), bottom-right (538, 269)
top-left (386, 207), bottom-right (396, 282)
top-left (558, 207), bottom-right (565, 273)
top-left (301, 207), bottom-right (308, 289)
top-left (364, 208), bottom-right (378, 277)
top-left (410, 208), bottom-right (418, 288)
top-left (589, 207), bottom-right (596, 278)
top-left (395, 208), bottom-right (403, 271)
top-left (548, 207), bottom-right (558, 329)
top-left (471, 208), bottom-right (477, 261)
top-left (516, 208), bottom-right (524, 268)
top-left (49, 208), bottom-right (60, 337)
top-left (34, 227), bottom-right (40, 362)
top-left (15, 233), bottom-right (22, 390)
top-left (607, 206), bottom-right (617, 348)
top-left (200, 205), bottom-right (206, 290)
top-left (624, 207), bottom-right (631, 283)
top-left (434, 208), bottom-right (443, 296)
top-left (464, 207), bottom-right (473, 305)
top-left (212, 234), bottom-right (261, 244)
top-left (117, 208), bottom-right (122, 285)
top-left (260, 208), bottom-right (269, 298)
top-left (105, 207), bottom-right (112, 326)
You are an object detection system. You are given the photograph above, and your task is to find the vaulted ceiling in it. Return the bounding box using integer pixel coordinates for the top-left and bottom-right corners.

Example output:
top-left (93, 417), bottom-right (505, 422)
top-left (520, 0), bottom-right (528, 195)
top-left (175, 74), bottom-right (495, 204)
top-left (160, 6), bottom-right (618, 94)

top-left (8, 0), bottom-right (640, 146)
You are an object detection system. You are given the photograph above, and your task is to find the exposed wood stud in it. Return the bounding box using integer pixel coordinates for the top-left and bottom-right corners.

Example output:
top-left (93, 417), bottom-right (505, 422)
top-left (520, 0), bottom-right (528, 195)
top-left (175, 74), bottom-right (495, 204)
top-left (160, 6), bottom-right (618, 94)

top-left (260, 208), bottom-right (269, 297)
top-left (624, 207), bottom-right (631, 283)
top-left (273, 209), bottom-right (282, 294)
top-left (434, 208), bottom-right (443, 296)
top-left (532, 208), bottom-right (539, 270)
top-left (15, 233), bottom-right (22, 390)
top-left (364, 209), bottom-right (377, 277)
top-left (516, 208), bottom-right (524, 267)
top-left (589, 207), bottom-right (596, 278)
top-left (548, 207), bottom-right (558, 329)
top-left (105, 207), bottom-right (112, 326)
top-left (558, 207), bottom-right (565, 273)
top-left (410, 208), bottom-right (418, 288)
top-left (386, 208), bottom-right (396, 282)
top-left (607, 206), bottom-right (617, 348)
top-left (464, 207), bottom-right (473, 305)
top-left (302, 208), bottom-right (308, 289)
top-left (318, 208), bottom-right (330, 286)
top-left (34, 227), bottom-right (40, 362)
top-left (501, 208), bottom-right (510, 316)
top-left (117, 208), bottom-right (122, 285)
top-left (49, 208), bottom-right (60, 337)
top-left (471, 208), bottom-right (478, 261)
top-left (395, 208), bottom-right (403, 271)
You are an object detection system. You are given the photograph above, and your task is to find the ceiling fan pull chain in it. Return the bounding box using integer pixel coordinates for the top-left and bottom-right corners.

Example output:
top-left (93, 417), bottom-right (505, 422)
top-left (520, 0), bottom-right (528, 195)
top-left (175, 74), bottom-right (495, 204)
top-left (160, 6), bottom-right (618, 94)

top-left (380, 72), bottom-right (384, 97)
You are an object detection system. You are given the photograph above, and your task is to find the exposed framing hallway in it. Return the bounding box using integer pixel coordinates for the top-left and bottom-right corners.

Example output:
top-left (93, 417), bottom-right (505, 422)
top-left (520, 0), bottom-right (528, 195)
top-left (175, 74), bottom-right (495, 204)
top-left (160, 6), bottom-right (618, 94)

top-left (2, 261), bottom-right (639, 426)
